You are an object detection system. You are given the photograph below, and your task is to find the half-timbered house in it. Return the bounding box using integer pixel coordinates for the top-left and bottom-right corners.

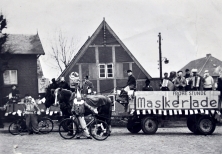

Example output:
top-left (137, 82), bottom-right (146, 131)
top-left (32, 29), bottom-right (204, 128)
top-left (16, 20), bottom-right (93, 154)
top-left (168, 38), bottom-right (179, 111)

top-left (59, 19), bottom-right (151, 95)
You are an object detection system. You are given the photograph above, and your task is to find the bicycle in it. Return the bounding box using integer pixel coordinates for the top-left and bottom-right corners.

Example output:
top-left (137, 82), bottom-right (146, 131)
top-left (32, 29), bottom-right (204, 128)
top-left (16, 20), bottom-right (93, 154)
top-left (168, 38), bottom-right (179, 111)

top-left (8, 115), bottom-right (54, 135)
top-left (58, 114), bottom-right (110, 141)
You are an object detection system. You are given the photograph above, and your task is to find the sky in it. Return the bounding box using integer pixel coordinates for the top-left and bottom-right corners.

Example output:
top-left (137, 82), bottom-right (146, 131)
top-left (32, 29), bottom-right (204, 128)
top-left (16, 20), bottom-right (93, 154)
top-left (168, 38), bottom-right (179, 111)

top-left (1, 0), bottom-right (222, 79)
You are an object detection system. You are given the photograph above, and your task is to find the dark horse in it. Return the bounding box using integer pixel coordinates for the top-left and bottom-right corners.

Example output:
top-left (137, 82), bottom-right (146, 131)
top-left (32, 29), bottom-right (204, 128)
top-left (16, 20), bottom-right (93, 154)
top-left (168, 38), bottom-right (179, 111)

top-left (45, 87), bottom-right (56, 109)
top-left (52, 88), bottom-right (112, 128)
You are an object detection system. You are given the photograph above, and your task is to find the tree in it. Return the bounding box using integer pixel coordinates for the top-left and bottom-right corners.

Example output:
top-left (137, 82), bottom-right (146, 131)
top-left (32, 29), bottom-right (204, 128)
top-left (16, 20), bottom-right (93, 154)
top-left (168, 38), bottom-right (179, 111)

top-left (0, 14), bottom-right (7, 52)
top-left (0, 13), bottom-right (8, 127)
top-left (49, 30), bottom-right (79, 73)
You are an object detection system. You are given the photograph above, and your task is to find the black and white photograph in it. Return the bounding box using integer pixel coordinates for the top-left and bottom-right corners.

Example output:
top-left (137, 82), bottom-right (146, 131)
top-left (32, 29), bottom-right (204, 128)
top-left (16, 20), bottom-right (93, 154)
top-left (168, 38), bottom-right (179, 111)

top-left (0, 0), bottom-right (222, 154)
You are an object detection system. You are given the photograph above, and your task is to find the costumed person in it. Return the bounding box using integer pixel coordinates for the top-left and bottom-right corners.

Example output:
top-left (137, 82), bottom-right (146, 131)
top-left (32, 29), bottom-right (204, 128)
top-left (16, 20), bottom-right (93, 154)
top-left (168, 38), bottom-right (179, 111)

top-left (184, 69), bottom-right (193, 91)
top-left (191, 69), bottom-right (202, 91)
top-left (174, 71), bottom-right (186, 91)
top-left (160, 72), bottom-right (170, 91)
top-left (142, 78), bottom-right (153, 91)
top-left (24, 94), bottom-right (41, 134)
top-left (58, 77), bottom-right (70, 90)
top-left (71, 87), bottom-right (98, 139)
top-left (69, 72), bottom-right (80, 92)
top-left (203, 70), bottom-right (214, 91)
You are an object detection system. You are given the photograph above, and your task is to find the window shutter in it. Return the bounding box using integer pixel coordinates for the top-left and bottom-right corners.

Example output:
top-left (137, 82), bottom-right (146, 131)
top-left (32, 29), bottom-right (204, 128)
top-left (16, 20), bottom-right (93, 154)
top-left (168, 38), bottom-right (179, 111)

top-left (115, 63), bottom-right (123, 78)
top-left (89, 64), bottom-right (98, 79)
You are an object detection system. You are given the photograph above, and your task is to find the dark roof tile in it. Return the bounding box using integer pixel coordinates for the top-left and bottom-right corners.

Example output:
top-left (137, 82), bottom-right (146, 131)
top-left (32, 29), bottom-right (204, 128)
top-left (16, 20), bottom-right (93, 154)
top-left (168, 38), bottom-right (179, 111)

top-left (180, 54), bottom-right (222, 76)
top-left (2, 34), bottom-right (45, 55)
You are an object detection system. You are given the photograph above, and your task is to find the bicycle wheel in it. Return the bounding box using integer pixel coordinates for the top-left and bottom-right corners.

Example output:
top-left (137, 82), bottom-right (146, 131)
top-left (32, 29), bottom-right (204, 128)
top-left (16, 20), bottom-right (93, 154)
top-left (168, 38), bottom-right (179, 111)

top-left (8, 121), bottom-right (23, 135)
top-left (38, 117), bottom-right (54, 134)
top-left (59, 118), bottom-right (78, 139)
top-left (89, 119), bottom-right (109, 141)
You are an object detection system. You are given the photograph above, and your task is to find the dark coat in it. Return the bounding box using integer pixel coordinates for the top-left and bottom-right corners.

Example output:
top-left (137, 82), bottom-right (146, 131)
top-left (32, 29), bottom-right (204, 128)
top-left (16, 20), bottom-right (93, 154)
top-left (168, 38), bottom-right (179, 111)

top-left (127, 75), bottom-right (136, 90)
top-left (217, 77), bottom-right (222, 91)
top-left (82, 80), bottom-right (94, 94)
top-left (58, 81), bottom-right (70, 90)
top-left (11, 89), bottom-right (20, 97)
top-left (184, 74), bottom-right (192, 91)
top-left (49, 82), bottom-right (58, 90)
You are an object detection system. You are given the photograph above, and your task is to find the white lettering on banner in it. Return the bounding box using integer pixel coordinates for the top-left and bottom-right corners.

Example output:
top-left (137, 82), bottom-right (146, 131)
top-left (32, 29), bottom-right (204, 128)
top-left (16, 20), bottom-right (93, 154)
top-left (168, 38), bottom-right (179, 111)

top-left (135, 91), bottom-right (220, 110)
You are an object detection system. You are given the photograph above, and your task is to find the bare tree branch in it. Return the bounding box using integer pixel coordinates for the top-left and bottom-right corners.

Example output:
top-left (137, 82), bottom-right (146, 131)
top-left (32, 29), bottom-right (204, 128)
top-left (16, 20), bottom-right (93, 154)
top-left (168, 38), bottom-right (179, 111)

top-left (49, 30), bottom-right (79, 73)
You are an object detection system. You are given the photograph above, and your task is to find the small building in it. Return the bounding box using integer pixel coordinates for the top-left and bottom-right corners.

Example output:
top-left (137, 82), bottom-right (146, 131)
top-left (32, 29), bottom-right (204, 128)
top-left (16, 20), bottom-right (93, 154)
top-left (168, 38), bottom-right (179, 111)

top-left (58, 19), bottom-right (151, 94)
top-left (0, 33), bottom-right (45, 105)
top-left (180, 54), bottom-right (222, 81)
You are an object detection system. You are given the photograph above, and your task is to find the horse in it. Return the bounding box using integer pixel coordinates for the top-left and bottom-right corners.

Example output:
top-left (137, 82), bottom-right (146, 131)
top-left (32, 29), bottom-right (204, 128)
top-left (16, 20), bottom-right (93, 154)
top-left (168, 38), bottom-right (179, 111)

top-left (43, 87), bottom-right (58, 114)
top-left (53, 88), bottom-right (112, 128)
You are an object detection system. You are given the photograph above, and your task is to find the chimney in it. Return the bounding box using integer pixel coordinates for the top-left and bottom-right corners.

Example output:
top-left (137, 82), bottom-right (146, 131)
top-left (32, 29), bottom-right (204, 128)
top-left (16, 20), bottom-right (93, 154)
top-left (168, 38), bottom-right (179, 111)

top-left (206, 54), bottom-right (211, 58)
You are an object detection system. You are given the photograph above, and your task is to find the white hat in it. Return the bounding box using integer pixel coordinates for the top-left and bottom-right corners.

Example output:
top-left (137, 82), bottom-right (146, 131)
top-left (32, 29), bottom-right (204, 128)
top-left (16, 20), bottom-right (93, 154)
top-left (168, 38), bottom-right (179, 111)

top-left (192, 69), bottom-right (198, 73)
top-left (204, 70), bottom-right (209, 73)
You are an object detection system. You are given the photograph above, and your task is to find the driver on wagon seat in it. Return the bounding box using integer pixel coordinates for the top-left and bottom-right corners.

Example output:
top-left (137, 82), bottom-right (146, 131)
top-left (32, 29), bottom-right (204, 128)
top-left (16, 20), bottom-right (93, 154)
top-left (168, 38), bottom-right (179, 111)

top-left (118, 70), bottom-right (136, 112)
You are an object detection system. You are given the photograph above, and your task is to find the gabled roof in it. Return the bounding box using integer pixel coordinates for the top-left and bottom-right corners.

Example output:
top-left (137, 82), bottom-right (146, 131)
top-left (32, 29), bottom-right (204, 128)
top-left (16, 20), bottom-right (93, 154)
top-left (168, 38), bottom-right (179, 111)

top-left (2, 33), bottom-right (45, 55)
top-left (59, 19), bottom-right (151, 79)
top-left (180, 54), bottom-right (222, 76)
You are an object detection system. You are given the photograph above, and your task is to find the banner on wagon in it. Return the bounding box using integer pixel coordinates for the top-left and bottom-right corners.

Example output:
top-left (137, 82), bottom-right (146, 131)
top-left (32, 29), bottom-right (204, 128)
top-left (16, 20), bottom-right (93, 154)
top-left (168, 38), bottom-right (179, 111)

top-left (135, 91), bottom-right (220, 110)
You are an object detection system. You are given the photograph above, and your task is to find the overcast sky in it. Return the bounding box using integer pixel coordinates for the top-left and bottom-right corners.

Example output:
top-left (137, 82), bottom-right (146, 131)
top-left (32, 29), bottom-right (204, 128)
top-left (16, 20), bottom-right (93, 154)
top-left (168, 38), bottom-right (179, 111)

top-left (1, 0), bottom-right (222, 79)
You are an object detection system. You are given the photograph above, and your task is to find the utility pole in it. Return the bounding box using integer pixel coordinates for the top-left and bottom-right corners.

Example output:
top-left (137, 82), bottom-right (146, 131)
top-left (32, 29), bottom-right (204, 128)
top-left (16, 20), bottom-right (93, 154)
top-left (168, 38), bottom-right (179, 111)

top-left (158, 32), bottom-right (162, 79)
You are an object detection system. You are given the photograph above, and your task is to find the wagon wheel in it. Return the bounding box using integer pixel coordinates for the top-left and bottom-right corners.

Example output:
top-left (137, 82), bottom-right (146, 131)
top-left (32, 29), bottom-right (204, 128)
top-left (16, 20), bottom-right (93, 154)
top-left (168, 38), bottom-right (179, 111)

top-left (126, 117), bottom-right (141, 134)
top-left (197, 116), bottom-right (216, 135)
top-left (187, 115), bottom-right (200, 135)
top-left (141, 117), bottom-right (158, 134)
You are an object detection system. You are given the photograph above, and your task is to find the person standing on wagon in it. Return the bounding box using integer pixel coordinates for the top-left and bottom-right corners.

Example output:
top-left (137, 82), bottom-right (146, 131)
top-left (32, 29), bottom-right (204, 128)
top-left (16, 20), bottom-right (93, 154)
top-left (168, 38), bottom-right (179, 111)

top-left (24, 94), bottom-right (41, 134)
top-left (184, 69), bottom-right (193, 91)
top-left (191, 69), bottom-right (202, 91)
top-left (82, 75), bottom-right (94, 95)
top-left (160, 72), bottom-right (170, 91)
top-left (174, 71), bottom-right (186, 91)
top-left (203, 70), bottom-right (214, 91)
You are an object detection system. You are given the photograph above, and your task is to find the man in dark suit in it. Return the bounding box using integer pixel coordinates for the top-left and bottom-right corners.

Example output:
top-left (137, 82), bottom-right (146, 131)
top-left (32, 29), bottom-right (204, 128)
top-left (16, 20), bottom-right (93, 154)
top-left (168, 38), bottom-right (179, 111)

top-left (126, 70), bottom-right (136, 90)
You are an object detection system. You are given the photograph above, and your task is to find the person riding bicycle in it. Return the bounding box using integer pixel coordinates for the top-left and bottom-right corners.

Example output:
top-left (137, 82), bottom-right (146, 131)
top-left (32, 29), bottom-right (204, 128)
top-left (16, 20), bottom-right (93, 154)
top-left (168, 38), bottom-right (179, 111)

top-left (24, 94), bottom-right (41, 135)
top-left (68, 72), bottom-right (98, 139)
top-left (71, 89), bottom-right (98, 139)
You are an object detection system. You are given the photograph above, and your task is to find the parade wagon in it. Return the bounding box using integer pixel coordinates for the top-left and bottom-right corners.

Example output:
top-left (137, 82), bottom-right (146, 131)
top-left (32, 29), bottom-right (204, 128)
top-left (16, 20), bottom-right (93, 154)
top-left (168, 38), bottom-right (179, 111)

top-left (123, 90), bottom-right (222, 135)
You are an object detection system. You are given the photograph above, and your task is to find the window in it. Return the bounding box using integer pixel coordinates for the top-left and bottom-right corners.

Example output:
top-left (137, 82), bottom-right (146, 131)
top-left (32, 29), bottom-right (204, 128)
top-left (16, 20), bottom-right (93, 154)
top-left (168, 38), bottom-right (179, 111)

top-left (99, 64), bottom-right (114, 78)
top-left (107, 64), bottom-right (113, 78)
top-left (3, 70), bottom-right (18, 85)
top-left (99, 64), bottom-right (106, 78)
